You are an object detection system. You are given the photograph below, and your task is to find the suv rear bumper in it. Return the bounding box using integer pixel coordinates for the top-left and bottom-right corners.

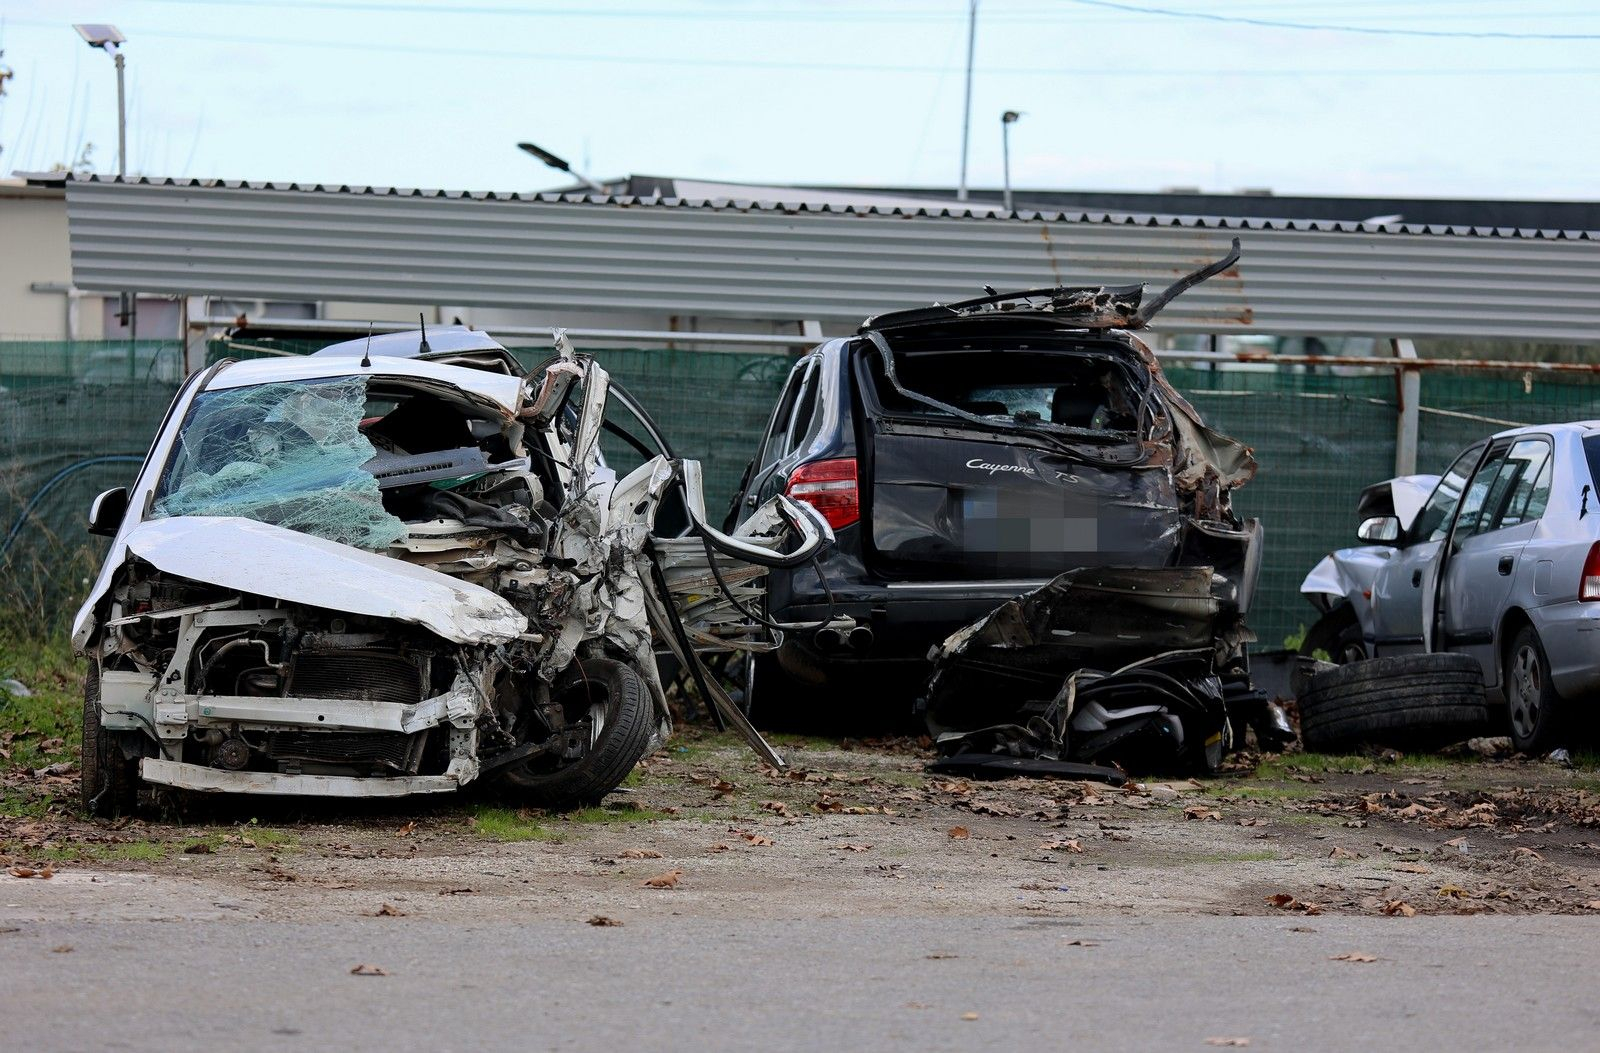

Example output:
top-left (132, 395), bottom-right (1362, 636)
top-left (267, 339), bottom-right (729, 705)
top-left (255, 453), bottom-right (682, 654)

top-left (773, 578), bottom-right (1048, 669)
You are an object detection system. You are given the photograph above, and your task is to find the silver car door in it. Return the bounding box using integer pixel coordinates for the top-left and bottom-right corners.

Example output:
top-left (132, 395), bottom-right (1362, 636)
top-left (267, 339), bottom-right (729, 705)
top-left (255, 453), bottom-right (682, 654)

top-left (1370, 444), bottom-right (1481, 655)
top-left (1441, 441), bottom-right (1538, 670)
top-left (1442, 437), bottom-right (1551, 682)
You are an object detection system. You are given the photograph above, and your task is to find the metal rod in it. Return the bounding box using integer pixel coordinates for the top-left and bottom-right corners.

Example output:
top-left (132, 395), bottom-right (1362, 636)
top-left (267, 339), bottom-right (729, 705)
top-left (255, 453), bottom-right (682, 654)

top-left (956, 0), bottom-right (977, 202)
top-left (189, 315), bottom-right (814, 350)
top-left (113, 50), bottom-right (126, 178)
top-left (1001, 113), bottom-right (1015, 212)
top-left (1392, 337), bottom-right (1421, 475)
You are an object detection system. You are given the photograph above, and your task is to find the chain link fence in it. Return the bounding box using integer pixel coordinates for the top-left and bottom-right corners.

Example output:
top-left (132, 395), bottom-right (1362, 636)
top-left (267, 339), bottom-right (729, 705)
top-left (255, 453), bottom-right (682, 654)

top-left (6, 340), bottom-right (1600, 648)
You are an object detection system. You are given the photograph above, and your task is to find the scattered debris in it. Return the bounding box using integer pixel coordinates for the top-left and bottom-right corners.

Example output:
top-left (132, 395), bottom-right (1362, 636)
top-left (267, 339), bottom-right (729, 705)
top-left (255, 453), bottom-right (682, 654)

top-left (1329, 952), bottom-right (1377, 963)
top-left (586, 915), bottom-right (624, 927)
top-left (642, 869), bottom-right (684, 889)
top-left (349, 964), bottom-right (390, 977)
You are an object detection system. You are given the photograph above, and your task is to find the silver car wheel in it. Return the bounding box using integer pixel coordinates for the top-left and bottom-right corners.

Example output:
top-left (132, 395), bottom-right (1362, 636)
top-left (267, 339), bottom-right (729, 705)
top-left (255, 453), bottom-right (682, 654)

top-left (1507, 643), bottom-right (1542, 740)
top-left (588, 701), bottom-right (608, 750)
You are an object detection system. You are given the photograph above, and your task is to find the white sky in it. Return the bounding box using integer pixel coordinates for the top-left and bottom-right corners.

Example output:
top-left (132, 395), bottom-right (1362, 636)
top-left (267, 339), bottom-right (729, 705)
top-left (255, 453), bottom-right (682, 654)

top-left (1, 0), bottom-right (1597, 199)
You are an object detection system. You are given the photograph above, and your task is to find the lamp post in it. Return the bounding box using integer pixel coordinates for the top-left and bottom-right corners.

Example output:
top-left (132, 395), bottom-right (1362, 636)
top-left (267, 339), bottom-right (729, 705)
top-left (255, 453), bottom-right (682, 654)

top-left (1001, 110), bottom-right (1022, 212)
top-left (517, 142), bottom-right (606, 194)
top-left (73, 24), bottom-right (127, 178)
top-left (956, 0), bottom-right (978, 201)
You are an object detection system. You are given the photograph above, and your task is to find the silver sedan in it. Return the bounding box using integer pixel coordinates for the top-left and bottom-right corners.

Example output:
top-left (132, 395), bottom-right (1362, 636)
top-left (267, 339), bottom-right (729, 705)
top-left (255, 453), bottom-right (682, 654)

top-left (1302, 422), bottom-right (1600, 753)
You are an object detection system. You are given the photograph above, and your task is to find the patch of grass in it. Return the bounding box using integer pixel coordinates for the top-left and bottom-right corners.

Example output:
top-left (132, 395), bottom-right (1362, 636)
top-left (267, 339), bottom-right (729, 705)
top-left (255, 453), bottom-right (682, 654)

top-left (766, 733), bottom-right (828, 751)
top-left (1179, 850), bottom-right (1280, 864)
top-left (0, 787), bottom-right (58, 818)
top-left (0, 631), bottom-right (82, 772)
top-left (559, 804), bottom-right (673, 825)
top-left (243, 826), bottom-right (299, 850)
top-left (470, 806), bottom-right (557, 843)
top-left (106, 840), bottom-right (171, 862)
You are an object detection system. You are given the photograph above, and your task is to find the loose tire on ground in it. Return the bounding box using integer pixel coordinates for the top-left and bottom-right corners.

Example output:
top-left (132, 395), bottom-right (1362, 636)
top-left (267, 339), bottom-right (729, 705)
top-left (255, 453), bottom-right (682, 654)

top-left (498, 657), bottom-right (655, 810)
top-left (1297, 652), bottom-right (1488, 752)
top-left (81, 664), bottom-right (140, 817)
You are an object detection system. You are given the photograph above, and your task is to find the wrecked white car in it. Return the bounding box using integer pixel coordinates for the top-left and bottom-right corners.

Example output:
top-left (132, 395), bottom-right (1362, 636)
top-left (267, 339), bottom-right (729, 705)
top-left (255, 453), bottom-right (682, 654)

top-left (74, 329), bottom-right (827, 814)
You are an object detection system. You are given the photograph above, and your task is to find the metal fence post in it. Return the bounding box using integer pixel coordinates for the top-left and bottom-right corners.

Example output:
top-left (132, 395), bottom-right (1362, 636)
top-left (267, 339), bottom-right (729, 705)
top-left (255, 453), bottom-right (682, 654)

top-left (1392, 337), bottom-right (1420, 476)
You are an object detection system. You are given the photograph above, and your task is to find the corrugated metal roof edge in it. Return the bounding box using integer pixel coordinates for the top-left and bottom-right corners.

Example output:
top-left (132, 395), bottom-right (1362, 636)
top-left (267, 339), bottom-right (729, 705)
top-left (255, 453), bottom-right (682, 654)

top-left (59, 174), bottom-right (1600, 241)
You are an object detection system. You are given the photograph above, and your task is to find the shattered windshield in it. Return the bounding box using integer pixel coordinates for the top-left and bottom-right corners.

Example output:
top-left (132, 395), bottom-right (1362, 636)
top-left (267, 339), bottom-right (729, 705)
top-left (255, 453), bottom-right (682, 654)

top-left (150, 376), bottom-right (407, 551)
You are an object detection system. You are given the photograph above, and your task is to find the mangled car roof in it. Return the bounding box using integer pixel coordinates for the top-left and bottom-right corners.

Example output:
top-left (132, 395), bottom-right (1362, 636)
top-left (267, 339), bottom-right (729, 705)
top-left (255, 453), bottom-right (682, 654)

top-left (207, 355), bottom-right (525, 413)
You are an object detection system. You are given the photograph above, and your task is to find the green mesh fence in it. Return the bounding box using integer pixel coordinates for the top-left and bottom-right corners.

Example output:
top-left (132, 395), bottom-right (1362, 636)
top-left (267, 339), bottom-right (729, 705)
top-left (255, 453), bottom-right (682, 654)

top-left (0, 341), bottom-right (185, 631)
top-left (8, 340), bottom-right (1600, 653)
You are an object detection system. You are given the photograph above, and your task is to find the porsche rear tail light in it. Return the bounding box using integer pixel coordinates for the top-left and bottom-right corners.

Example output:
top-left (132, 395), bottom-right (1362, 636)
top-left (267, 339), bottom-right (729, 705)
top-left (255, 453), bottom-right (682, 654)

top-left (784, 458), bottom-right (859, 530)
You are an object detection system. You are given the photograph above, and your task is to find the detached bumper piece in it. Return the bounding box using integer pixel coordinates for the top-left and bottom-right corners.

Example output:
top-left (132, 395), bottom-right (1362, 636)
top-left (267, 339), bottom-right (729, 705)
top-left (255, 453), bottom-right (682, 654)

top-left (140, 758), bottom-right (462, 797)
top-left (924, 566), bottom-right (1271, 777)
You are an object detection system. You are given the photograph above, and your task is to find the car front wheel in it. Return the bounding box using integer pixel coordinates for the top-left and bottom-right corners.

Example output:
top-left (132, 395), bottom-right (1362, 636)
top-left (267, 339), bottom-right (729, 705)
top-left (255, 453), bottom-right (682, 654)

top-left (1505, 625), bottom-right (1564, 755)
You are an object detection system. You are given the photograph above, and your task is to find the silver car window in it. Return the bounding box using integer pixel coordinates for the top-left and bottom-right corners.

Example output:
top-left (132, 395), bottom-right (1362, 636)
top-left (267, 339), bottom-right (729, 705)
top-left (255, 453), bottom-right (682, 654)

top-left (1490, 439), bottom-right (1552, 530)
top-left (1453, 447), bottom-right (1507, 540)
top-left (1413, 445), bottom-right (1481, 543)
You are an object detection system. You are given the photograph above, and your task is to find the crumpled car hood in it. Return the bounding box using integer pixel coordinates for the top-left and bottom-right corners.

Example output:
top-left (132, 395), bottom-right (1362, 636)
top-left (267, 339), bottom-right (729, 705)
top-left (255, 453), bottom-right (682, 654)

top-left (115, 516), bottom-right (527, 645)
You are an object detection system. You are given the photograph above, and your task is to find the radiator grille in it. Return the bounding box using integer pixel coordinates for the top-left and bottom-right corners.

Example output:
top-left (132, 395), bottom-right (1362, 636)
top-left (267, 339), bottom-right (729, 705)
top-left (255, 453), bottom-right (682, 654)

top-left (288, 651), bottom-right (421, 706)
top-left (264, 730), bottom-right (421, 771)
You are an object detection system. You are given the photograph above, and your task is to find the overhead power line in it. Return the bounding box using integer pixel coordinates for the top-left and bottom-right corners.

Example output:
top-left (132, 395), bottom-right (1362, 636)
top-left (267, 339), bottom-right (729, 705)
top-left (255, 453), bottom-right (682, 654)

top-left (1063, 0), bottom-right (1600, 40)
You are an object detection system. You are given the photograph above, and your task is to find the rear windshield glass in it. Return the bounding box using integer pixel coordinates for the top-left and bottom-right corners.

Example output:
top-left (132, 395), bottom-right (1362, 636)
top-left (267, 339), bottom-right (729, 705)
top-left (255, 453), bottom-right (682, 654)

top-left (867, 349), bottom-right (1146, 434)
top-left (1583, 434), bottom-right (1600, 491)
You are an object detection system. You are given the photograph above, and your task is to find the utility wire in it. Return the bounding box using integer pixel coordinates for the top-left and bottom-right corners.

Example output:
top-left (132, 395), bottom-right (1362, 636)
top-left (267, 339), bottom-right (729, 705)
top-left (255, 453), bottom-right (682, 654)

top-left (1062, 0), bottom-right (1600, 40)
top-left (0, 18), bottom-right (1591, 78)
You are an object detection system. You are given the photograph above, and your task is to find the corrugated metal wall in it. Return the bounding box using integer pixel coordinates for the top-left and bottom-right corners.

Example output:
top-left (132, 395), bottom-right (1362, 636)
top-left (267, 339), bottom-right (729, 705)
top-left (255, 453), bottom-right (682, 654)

top-left (65, 179), bottom-right (1600, 341)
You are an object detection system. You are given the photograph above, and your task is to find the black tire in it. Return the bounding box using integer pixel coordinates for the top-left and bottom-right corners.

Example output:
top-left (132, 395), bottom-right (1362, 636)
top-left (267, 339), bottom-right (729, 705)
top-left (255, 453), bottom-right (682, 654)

top-left (498, 658), bottom-right (655, 810)
top-left (1297, 652), bottom-right (1488, 752)
top-left (1301, 606), bottom-right (1367, 666)
top-left (1504, 625), bottom-right (1565, 755)
top-left (80, 664), bottom-right (140, 818)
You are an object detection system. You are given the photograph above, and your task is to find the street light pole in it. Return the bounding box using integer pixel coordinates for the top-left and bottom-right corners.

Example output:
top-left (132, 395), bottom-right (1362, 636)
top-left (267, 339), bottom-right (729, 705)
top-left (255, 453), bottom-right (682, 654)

top-left (517, 141), bottom-right (607, 194)
top-left (957, 0), bottom-right (977, 202)
top-left (114, 48), bottom-right (126, 178)
top-left (72, 25), bottom-right (128, 177)
top-left (1001, 110), bottom-right (1022, 212)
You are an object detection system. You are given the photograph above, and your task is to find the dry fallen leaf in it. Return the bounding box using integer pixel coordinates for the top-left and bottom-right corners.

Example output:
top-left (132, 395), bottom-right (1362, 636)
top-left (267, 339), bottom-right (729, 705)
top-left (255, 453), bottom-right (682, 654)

top-left (183, 843), bottom-right (213, 855)
top-left (925, 953), bottom-right (959, 960)
top-left (51, 945), bottom-right (73, 954)
top-left (1437, 884), bottom-right (1469, 899)
top-left (1205, 1039), bottom-right (1251, 1048)
top-left (642, 869), bottom-right (684, 889)
top-left (1266, 893), bottom-right (1322, 915)
top-left (1328, 846), bottom-right (1363, 860)
top-left (960, 1012), bottom-right (980, 1022)
top-left (1381, 900), bottom-right (1417, 917)
top-left (759, 801), bottom-right (792, 817)
top-left (706, 843), bottom-right (730, 853)
top-left (1583, 900), bottom-right (1600, 911)
top-left (1184, 806), bottom-right (1222, 822)
top-left (374, 903), bottom-right (406, 917)
top-left (1064, 939), bottom-right (1099, 947)
top-left (740, 833), bottom-right (775, 847)
top-left (349, 964), bottom-right (389, 976)
top-left (8, 865), bottom-right (52, 880)
top-left (619, 849), bottom-right (663, 860)
top-left (1329, 952), bottom-right (1377, 963)
top-left (587, 915), bottom-right (624, 927)
top-left (948, 826), bottom-right (971, 840)
top-left (840, 843), bottom-right (871, 852)
top-left (397, 821), bottom-right (417, 837)
top-left (1040, 839), bottom-right (1084, 854)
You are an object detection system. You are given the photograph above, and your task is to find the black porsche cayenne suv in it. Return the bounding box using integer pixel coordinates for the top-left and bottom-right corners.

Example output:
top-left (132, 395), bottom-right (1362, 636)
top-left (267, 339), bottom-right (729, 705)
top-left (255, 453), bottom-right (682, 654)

top-left (724, 241), bottom-right (1262, 722)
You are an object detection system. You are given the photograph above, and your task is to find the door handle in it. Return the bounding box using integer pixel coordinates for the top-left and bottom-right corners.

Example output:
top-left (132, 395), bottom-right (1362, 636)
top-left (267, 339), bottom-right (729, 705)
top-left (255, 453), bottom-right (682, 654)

top-left (1498, 555), bottom-right (1515, 576)
top-left (1411, 569), bottom-right (1422, 587)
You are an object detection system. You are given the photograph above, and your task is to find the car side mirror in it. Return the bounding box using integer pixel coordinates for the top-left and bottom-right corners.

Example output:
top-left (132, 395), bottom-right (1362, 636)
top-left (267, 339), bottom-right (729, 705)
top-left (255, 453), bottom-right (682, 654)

top-left (1356, 515), bottom-right (1400, 543)
top-left (88, 487), bottom-right (129, 537)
